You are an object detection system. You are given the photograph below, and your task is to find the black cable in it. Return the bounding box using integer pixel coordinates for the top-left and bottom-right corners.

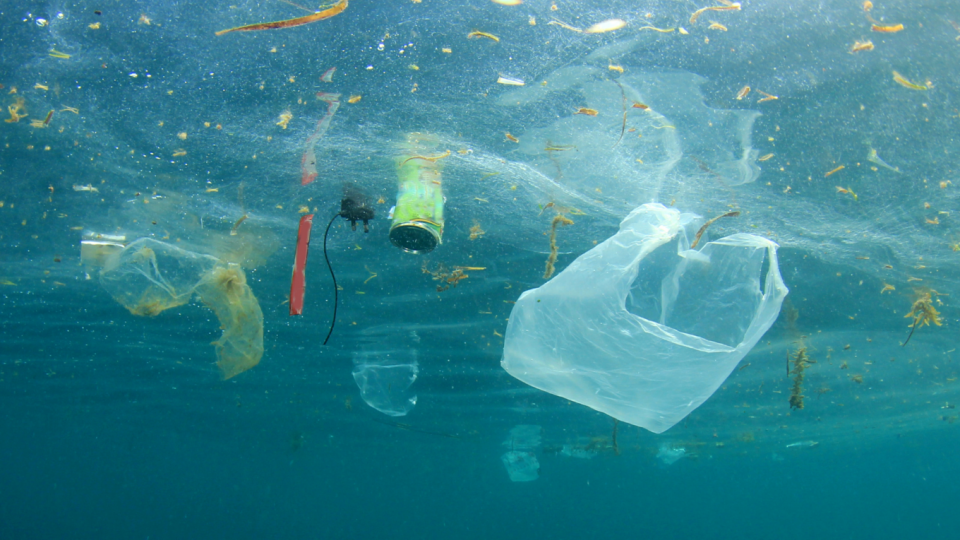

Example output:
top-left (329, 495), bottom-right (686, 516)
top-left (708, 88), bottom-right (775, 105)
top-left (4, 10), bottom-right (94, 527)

top-left (322, 212), bottom-right (340, 345)
top-left (902, 316), bottom-right (920, 347)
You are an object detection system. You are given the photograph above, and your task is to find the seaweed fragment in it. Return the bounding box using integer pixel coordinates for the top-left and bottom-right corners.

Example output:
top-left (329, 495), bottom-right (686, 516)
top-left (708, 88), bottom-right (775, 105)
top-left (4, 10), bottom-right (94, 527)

top-left (215, 0), bottom-right (348, 36)
top-left (690, 210), bottom-right (740, 249)
top-left (613, 80), bottom-right (627, 147)
top-left (788, 346), bottom-right (816, 410)
top-left (423, 261), bottom-right (472, 292)
top-left (543, 214), bottom-right (574, 279)
top-left (902, 289), bottom-right (943, 346)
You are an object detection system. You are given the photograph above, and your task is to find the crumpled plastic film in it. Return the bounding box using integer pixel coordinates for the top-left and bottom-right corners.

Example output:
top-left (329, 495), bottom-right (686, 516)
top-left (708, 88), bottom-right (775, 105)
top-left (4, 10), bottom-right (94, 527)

top-left (491, 68), bottom-right (761, 220)
top-left (351, 348), bottom-right (419, 417)
top-left (501, 203), bottom-right (788, 433)
top-left (99, 238), bottom-right (218, 316)
top-left (99, 238), bottom-right (264, 379)
top-left (501, 451), bottom-right (540, 482)
top-left (656, 443), bottom-right (686, 466)
top-left (501, 425), bottom-right (542, 482)
top-left (196, 265), bottom-right (265, 380)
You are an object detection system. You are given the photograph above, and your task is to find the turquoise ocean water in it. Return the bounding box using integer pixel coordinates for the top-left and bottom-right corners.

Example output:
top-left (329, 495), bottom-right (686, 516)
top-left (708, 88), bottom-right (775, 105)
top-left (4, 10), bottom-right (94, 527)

top-left (3, 1), bottom-right (960, 538)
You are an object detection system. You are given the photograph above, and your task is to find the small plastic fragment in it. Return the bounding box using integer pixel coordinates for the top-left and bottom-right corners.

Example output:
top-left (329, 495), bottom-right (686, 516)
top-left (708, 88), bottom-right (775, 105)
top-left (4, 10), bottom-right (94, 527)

top-left (584, 19), bottom-right (626, 34)
top-left (497, 75), bottom-right (525, 86)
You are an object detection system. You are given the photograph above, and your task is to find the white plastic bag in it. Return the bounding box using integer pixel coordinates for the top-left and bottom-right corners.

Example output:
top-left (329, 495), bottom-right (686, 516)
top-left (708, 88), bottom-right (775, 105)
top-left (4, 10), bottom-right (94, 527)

top-left (501, 203), bottom-right (788, 433)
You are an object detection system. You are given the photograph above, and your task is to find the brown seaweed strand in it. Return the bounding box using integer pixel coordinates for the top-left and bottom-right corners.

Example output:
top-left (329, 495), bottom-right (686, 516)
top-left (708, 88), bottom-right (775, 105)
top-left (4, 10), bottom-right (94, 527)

top-left (216, 0), bottom-right (348, 36)
top-left (690, 210), bottom-right (740, 249)
top-left (543, 214), bottom-right (574, 279)
top-left (613, 80), bottom-right (627, 147)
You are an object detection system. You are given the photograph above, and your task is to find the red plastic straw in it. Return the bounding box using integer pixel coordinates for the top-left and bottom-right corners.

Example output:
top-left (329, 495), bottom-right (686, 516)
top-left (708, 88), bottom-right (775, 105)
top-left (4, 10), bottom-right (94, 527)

top-left (289, 214), bottom-right (314, 315)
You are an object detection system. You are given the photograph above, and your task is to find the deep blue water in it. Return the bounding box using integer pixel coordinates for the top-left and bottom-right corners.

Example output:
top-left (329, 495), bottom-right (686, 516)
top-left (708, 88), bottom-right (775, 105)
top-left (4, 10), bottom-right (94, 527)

top-left (3, 0), bottom-right (960, 538)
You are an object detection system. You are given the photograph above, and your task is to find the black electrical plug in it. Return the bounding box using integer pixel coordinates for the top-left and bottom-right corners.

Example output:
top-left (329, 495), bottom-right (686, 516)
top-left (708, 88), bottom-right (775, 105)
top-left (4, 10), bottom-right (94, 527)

top-left (339, 187), bottom-right (375, 232)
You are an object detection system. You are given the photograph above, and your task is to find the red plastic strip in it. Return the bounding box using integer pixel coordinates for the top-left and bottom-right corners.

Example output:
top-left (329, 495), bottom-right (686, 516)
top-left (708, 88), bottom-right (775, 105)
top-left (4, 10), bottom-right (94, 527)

top-left (289, 214), bottom-right (315, 315)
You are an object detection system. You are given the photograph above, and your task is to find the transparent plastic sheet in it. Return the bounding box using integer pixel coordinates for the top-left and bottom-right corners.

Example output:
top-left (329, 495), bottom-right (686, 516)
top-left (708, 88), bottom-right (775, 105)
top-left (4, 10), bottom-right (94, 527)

top-left (500, 451), bottom-right (540, 482)
top-left (504, 424), bottom-right (542, 450)
top-left (98, 238), bottom-right (264, 380)
top-left (656, 442), bottom-right (686, 466)
top-left (99, 238), bottom-right (219, 316)
top-left (501, 425), bottom-right (542, 482)
top-left (489, 67), bottom-right (761, 218)
top-left (108, 192), bottom-right (281, 270)
top-left (195, 265), bottom-right (265, 380)
top-left (351, 349), bottom-right (419, 417)
top-left (501, 203), bottom-right (788, 434)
